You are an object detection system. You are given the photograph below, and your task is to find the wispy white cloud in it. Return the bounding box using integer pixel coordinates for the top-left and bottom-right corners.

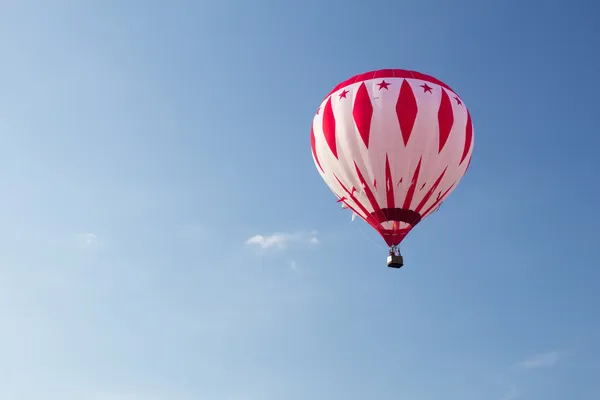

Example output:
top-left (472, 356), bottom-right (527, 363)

top-left (246, 233), bottom-right (288, 249)
top-left (514, 351), bottom-right (562, 370)
top-left (245, 231), bottom-right (320, 250)
top-left (74, 232), bottom-right (102, 250)
top-left (288, 260), bottom-right (297, 270)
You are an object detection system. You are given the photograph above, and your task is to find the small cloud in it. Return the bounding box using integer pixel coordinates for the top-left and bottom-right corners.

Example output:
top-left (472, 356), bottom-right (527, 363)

top-left (289, 260), bottom-right (297, 270)
top-left (74, 232), bottom-right (101, 250)
top-left (245, 231), bottom-right (319, 250)
top-left (246, 234), bottom-right (289, 249)
top-left (514, 351), bottom-right (561, 370)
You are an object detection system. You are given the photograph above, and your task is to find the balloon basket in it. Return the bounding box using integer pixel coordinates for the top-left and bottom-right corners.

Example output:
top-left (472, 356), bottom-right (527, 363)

top-left (387, 246), bottom-right (404, 269)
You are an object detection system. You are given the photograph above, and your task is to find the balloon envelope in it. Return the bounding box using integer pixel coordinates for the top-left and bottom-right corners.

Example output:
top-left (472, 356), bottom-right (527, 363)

top-left (310, 69), bottom-right (474, 246)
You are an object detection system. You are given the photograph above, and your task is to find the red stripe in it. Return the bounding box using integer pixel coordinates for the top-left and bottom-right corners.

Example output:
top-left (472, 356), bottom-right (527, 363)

top-left (322, 97), bottom-right (337, 158)
top-left (353, 162), bottom-right (385, 222)
top-left (437, 89), bottom-right (454, 153)
top-left (414, 167), bottom-right (448, 214)
top-left (421, 183), bottom-right (455, 217)
top-left (402, 157), bottom-right (423, 210)
top-left (385, 154), bottom-right (395, 209)
top-left (372, 69), bottom-right (395, 79)
top-left (333, 174), bottom-right (380, 231)
top-left (460, 110), bottom-right (473, 165)
top-left (352, 83), bottom-right (373, 148)
top-left (396, 79), bottom-right (418, 146)
top-left (310, 124), bottom-right (324, 173)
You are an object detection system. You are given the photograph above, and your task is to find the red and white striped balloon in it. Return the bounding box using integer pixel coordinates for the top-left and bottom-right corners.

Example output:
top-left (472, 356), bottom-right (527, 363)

top-left (310, 69), bottom-right (474, 247)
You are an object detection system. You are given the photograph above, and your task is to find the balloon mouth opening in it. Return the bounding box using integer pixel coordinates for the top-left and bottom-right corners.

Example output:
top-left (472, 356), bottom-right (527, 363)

top-left (370, 208), bottom-right (421, 225)
top-left (369, 208), bottom-right (421, 246)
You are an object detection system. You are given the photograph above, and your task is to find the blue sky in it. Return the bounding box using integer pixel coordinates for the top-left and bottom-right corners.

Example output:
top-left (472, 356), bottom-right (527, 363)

top-left (0, 0), bottom-right (599, 399)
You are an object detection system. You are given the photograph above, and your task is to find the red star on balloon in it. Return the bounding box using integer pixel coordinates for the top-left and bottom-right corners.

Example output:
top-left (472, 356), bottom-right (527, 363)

top-left (377, 80), bottom-right (390, 90)
top-left (420, 83), bottom-right (433, 93)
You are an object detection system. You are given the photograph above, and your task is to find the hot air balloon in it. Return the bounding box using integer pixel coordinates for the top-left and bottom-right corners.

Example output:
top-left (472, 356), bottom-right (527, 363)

top-left (310, 69), bottom-right (474, 268)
